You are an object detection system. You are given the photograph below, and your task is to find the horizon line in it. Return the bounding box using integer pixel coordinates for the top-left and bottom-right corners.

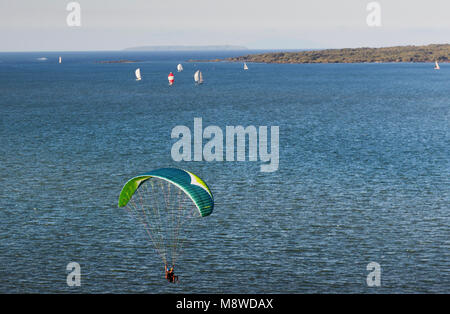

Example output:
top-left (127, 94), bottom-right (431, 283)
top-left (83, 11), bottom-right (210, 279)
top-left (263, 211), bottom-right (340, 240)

top-left (0, 42), bottom-right (448, 54)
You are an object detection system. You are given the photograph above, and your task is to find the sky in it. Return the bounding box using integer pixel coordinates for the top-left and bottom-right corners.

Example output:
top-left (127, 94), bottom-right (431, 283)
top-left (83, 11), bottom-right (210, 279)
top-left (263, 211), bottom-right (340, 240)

top-left (0, 0), bottom-right (449, 51)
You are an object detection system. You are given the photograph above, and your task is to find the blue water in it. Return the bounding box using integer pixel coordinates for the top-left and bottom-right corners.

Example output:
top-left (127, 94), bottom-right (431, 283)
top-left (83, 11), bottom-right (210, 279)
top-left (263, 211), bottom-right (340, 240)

top-left (0, 51), bottom-right (448, 293)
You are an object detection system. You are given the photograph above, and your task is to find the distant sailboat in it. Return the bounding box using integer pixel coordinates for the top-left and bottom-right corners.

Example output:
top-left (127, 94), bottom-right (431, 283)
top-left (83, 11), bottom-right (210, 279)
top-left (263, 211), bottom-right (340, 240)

top-left (135, 68), bottom-right (142, 81)
top-left (177, 64), bottom-right (183, 72)
top-left (244, 62), bottom-right (248, 70)
top-left (168, 72), bottom-right (175, 86)
top-left (434, 61), bottom-right (440, 70)
top-left (194, 70), bottom-right (203, 84)
top-left (58, 56), bottom-right (62, 64)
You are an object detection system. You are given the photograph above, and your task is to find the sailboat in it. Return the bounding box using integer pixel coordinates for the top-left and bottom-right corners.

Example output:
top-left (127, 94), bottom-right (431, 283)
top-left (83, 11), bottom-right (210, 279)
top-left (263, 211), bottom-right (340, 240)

top-left (194, 70), bottom-right (203, 85)
top-left (244, 62), bottom-right (248, 70)
top-left (177, 64), bottom-right (183, 72)
top-left (168, 72), bottom-right (175, 86)
top-left (135, 68), bottom-right (142, 81)
top-left (434, 61), bottom-right (440, 70)
top-left (59, 56), bottom-right (62, 64)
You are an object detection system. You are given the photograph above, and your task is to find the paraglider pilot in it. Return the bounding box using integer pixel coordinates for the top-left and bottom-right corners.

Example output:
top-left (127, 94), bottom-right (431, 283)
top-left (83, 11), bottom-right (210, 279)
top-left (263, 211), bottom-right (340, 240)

top-left (165, 263), bottom-right (179, 283)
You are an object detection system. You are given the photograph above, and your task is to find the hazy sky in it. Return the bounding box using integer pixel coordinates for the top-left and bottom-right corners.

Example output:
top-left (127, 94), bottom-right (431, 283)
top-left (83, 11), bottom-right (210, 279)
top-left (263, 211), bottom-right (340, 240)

top-left (0, 0), bottom-right (449, 51)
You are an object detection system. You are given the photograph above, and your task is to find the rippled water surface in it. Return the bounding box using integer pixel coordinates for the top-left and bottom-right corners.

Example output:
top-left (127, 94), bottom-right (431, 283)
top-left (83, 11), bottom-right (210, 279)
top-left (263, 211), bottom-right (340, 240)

top-left (0, 52), bottom-right (448, 293)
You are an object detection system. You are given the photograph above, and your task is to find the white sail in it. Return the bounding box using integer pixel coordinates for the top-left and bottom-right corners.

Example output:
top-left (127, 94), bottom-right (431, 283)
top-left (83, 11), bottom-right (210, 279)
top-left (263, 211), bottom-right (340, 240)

top-left (177, 64), bottom-right (183, 72)
top-left (194, 70), bottom-right (199, 82)
top-left (435, 61), bottom-right (440, 70)
top-left (135, 68), bottom-right (142, 81)
top-left (194, 70), bottom-right (203, 84)
top-left (59, 56), bottom-right (62, 64)
top-left (244, 62), bottom-right (248, 70)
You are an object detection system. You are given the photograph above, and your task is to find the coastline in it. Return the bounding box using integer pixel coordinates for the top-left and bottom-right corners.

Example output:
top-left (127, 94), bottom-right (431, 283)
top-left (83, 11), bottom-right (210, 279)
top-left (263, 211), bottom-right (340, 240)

top-left (191, 44), bottom-right (450, 64)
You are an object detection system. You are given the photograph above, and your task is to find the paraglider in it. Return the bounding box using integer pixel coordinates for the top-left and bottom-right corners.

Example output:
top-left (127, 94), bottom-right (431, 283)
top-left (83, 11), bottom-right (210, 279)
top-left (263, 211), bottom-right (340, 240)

top-left (118, 168), bottom-right (214, 282)
top-left (165, 264), bottom-right (179, 283)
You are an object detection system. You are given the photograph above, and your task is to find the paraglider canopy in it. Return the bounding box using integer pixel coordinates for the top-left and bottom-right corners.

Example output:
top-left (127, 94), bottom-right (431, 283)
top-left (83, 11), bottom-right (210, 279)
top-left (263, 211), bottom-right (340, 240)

top-left (118, 168), bottom-right (214, 216)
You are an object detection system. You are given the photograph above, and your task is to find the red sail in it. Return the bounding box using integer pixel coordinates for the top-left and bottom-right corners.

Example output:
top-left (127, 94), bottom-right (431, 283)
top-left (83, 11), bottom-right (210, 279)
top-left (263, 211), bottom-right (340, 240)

top-left (168, 72), bottom-right (175, 85)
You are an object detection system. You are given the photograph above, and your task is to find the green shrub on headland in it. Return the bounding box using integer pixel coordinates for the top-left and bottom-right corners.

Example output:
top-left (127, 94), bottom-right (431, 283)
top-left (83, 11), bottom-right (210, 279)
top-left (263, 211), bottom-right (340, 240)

top-left (224, 44), bottom-right (450, 64)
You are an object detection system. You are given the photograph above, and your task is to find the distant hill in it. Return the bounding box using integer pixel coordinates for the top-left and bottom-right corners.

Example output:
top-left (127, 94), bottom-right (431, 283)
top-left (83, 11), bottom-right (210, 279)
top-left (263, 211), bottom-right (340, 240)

top-left (96, 60), bottom-right (139, 64)
top-left (124, 45), bottom-right (248, 51)
top-left (222, 44), bottom-right (450, 64)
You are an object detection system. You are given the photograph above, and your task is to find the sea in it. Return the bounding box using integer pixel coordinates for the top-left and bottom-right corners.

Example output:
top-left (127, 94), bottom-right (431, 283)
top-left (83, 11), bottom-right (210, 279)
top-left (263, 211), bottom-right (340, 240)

top-left (0, 51), bottom-right (448, 293)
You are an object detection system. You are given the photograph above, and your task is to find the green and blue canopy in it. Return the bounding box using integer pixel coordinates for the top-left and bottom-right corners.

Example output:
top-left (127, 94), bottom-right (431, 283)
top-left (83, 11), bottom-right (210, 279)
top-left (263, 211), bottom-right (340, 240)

top-left (118, 168), bottom-right (214, 217)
